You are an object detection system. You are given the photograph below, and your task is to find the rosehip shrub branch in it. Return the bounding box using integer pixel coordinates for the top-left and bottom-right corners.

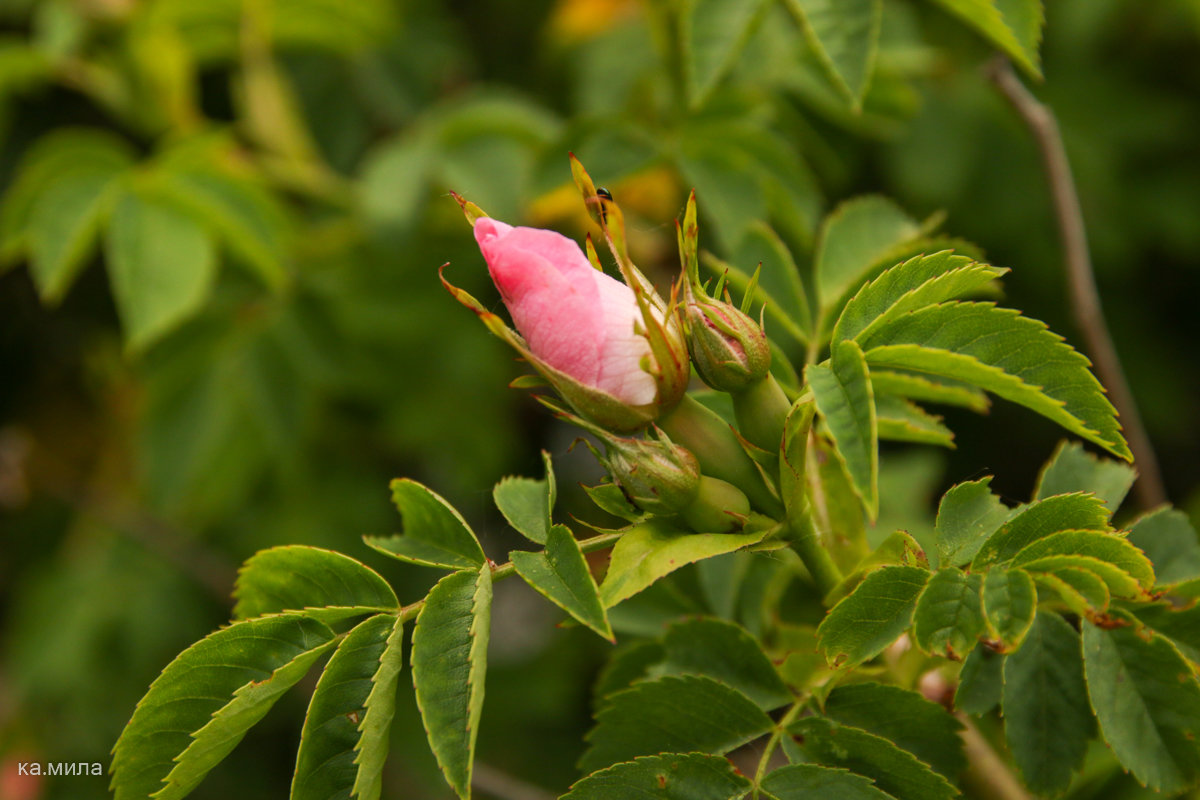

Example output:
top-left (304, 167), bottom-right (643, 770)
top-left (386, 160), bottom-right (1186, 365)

top-left (110, 158), bottom-right (1200, 800)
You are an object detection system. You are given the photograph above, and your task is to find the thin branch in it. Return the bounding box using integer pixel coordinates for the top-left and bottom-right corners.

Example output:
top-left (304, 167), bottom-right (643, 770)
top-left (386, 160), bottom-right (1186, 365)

top-left (985, 55), bottom-right (1167, 509)
top-left (957, 714), bottom-right (1032, 800)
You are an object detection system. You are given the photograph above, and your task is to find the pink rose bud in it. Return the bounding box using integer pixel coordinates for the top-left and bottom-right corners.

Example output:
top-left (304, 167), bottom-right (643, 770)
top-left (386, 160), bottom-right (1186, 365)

top-left (457, 216), bottom-right (687, 432)
top-left (476, 218), bottom-right (657, 406)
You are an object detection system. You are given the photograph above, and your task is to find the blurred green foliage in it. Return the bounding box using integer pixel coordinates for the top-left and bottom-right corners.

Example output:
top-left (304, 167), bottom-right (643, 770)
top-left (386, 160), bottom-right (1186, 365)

top-left (0, 0), bottom-right (1197, 798)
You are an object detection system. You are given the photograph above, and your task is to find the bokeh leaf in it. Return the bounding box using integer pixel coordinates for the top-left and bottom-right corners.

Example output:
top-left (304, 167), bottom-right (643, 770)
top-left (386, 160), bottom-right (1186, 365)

top-left (783, 0), bottom-right (882, 107)
top-left (106, 188), bottom-right (217, 351)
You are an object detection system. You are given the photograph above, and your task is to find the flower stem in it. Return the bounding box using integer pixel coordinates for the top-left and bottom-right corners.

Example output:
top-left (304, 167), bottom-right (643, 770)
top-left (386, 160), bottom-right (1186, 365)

top-left (731, 374), bottom-right (792, 453)
top-left (658, 394), bottom-right (784, 517)
top-left (751, 699), bottom-right (805, 797)
top-left (787, 511), bottom-right (843, 599)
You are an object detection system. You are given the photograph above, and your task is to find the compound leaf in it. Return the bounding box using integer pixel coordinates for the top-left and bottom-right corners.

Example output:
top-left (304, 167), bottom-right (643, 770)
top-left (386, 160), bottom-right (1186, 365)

top-left (860, 303), bottom-right (1131, 461)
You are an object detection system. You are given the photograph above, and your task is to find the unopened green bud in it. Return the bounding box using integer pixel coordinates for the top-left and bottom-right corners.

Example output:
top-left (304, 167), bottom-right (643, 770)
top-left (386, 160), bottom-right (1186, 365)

top-left (684, 288), bottom-right (772, 393)
top-left (605, 432), bottom-right (701, 515)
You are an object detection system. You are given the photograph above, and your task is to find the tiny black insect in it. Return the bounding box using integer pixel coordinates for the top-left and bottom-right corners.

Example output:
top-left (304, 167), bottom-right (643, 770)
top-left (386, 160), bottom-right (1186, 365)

top-left (596, 187), bottom-right (613, 201)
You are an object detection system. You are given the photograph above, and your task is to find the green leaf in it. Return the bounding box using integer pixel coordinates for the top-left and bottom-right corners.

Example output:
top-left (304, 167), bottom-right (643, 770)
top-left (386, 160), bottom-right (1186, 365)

top-left (580, 675), bottom-right (772, 773)
top-left (825, 530), bottom-right (927, 606)
top-left (912, 568), bottom-right (985, 659)
top-left (970, 492), bottom-right (1110, 569)
top-left (808, 434), bottom-right (869, 574)
top-left (955, 644), bottom-right (1004, 714)
top-left (860, 303), bottom-right (1131, 461)
top-left (291, 613), bottom-right (404, 800)
top-left (871, 370), bottom-right (989, 413)
top-left (1011, 530), bottom-right (1155, 590)
top-left (1001, 613), bottom-right (1093, 795)
top-left (817, 565), bottom-right (930, 667)
top-left (833, 251), bottom-right (1007, 346)
top-left (681, 0), bottom-right (770, 106)
top-left (981, 569), bottom-right (1036, 649)
top-left (593, 641), bottom-right (666, 704)
top-left (814, 196), bottom-right (921, 314)
top-left (935, 477), bottom-right (1011, 568)
top-left (583, 482), bottom-right (646, 523)
top-left (1022, 554), bottom-right (1143, 600)
top-left (761, 764), bottom-right (894, 800)
top-left (788, 717), bottom-right (958, 800)
top-left (563, 753), bottom-right (751, 800)
top-left (782, 0), bottom-right (882, 107)
top-left (156, 166), bottom-right (290, 288)
top-left (233, 545), bottom-right (398, 623)
top-left (365, 479), bottom-right (486, 570)
top-left (1033, 567), bottom-right (1110, 615)
top-left (1034, 440), bottom-right (1136, 514)
top-left (28, 165), bottom-right (123, 302)
top-left (807, 339), bottom-right (878, 517)
top-left (823, 682), bottom-right (965, 778)
top-left (1127, 508), bottom-right (1200, 586)
top-left (876, 395), bottom-right (955, 448)
top-left (658, 617), bottom-right (791, 710)
top-left (2, 128), bottom-right (134, 264)
top-left (1132, 603), bottom-right (1200, 663)
top-left (510, 524), bottom-right (612, 641)
top-left (925, 0), bottom-right (1045, 78)
top-left (598, 520), bottom-right (768, 608)
top-left (730, 220), bottom-right (813, 341)
top-left (411, 567), bottom-right (492, 800)
top-left (105, 189), bottom-right (217, 351)
top-left (110, 615), bottom-right (336, 800)
top-left (1083, 620), bottom-right (1200, 793)
top-left (492, 450), bottom-right (556, 544)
